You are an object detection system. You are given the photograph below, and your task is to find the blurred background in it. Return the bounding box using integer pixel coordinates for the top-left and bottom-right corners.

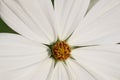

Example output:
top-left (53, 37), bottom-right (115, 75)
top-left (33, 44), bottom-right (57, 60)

top-left (0, 18), bottom-right (16, 33)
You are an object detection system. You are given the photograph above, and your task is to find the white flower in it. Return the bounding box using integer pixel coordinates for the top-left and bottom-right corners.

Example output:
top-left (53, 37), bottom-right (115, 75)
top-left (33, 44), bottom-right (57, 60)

top-left (0, 0), bottom-right (120, 80)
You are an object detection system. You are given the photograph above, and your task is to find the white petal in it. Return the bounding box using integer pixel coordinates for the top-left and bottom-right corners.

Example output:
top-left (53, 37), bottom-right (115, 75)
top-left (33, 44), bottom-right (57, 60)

top-left (68, 0), bottom-right (120, 46)
top-left (31, 58), bottom-right (54, 80)
top-left (0, 0), bottom-right (56, 44)
top-left (54, 0), bottom-right (90, 40)
top-left (0, 62), bottom-right (42, 80)
top-left (84, 0), bottom-right (120, 25)
top-left (72, 45), bottom-right (120, 80)
top-left (65, 59), bottom-right (95, 80)
top-left (0, 33), bottom-right (49, 72)
top-left (87, 0), bottom-right (99, 12)
top-left (50, 62), bottom-right (70, 80)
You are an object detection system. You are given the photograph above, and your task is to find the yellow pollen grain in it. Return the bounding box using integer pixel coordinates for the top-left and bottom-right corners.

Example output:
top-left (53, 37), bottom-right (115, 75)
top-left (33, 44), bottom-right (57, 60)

top-left (52, 41), bottom-right (71, 61)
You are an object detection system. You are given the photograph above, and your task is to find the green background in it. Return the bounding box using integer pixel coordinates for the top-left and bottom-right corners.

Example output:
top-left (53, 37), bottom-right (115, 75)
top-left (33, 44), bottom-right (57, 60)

top-left (0, 18), bottom-right (16, 33)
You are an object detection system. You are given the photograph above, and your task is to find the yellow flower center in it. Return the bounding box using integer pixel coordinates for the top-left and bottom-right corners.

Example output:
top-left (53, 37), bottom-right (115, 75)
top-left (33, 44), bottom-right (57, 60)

top-left (52, 41), bottom-right (71, 61)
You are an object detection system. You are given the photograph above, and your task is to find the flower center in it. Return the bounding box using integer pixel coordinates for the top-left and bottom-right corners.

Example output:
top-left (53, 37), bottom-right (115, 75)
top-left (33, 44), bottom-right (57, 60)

top-left (52, 41), bottom-right (71, 61)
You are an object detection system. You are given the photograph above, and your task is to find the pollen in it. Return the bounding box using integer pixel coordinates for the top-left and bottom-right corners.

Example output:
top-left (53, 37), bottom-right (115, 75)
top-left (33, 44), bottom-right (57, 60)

top-left (52, 41), bottom-right (71, 61)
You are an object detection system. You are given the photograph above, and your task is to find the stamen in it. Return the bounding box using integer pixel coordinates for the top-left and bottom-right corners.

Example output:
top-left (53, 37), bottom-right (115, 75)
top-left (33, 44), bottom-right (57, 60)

top-left (52, 41), bottom-right (71, 61)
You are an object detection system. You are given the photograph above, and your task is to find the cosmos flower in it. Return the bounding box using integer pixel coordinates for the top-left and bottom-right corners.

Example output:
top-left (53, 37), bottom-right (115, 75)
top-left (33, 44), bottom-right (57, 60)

top-left (0, 0), bottom-right (120, 80)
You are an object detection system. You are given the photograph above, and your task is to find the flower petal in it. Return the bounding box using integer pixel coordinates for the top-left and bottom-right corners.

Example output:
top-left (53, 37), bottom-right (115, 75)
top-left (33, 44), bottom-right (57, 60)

top-left (0, 63), bottom-right (42, 80)
top-left (65, 59), bottom-right (96, 80)
top-left (50, 62), bottom-right (70, 80)
top-left (0, 0), bottom-right (56, 44)
top-left (0, 33), bottom-right (49, 72)
top-left (0, 58), bottom-right (53, 80)
top-left (84, 0), bottom-right (120, 25)
top-left (68, 0), bottom-right (120, 46)
top-left (54, 0), bottom-right (90, 40)
top-left (31, 58), bottom-right (54, 80)
top-left (72, 45), bottom-right (120, 80)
